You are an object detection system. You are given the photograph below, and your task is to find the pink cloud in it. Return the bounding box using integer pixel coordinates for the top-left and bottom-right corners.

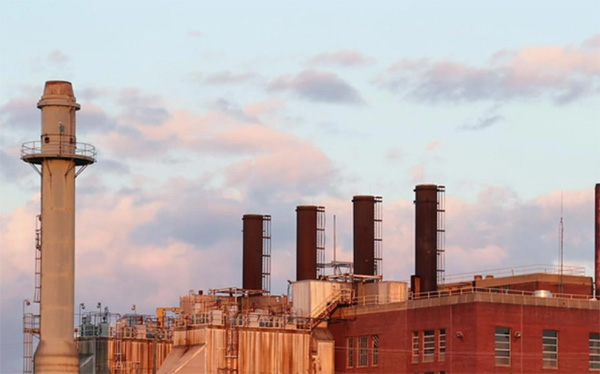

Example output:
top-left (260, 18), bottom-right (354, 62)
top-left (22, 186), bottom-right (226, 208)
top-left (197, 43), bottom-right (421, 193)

top-left (378, 35), bottom-right (600, 104)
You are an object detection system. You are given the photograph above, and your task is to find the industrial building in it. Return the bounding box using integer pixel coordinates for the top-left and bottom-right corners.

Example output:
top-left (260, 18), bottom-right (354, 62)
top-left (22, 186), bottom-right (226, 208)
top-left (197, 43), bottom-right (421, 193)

top-left (21, 81), bottom-right (600, 374)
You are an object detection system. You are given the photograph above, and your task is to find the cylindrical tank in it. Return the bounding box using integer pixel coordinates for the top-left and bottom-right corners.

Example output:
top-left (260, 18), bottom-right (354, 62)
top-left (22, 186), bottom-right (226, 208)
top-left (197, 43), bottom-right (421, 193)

top-left (242, 214), bottom-right (264, 290)
top-left (414, 184), bottom-right (438, 293)
top-left (595, 183), bottom-right (600, 297)
top-left (353, 196), bottom-right (376, 276)
top-left (296, 206), bottom-right (318, 281)
top-left (31, 81), bottom-right (93, 374)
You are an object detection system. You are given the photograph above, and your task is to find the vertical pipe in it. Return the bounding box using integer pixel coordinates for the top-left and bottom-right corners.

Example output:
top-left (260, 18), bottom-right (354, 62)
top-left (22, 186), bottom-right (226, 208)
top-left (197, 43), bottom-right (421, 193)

top-left (34, 81), bottom-right (80, 374)
top-left (296, 206), bottom-right (318, 281)
top-left (595, 184), bottom-right (600, 297)
top-left (242, 214), bottom-right (264, 290)
top-left (414, 184), bottom-right (438, 293)
top-left (353, 196), bottom-right (375, 276)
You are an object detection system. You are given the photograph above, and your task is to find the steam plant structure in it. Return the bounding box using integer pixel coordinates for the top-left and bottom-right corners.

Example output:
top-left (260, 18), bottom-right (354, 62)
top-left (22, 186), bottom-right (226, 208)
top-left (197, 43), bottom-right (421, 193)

top-left (21, 81), bottom-right (600, 374)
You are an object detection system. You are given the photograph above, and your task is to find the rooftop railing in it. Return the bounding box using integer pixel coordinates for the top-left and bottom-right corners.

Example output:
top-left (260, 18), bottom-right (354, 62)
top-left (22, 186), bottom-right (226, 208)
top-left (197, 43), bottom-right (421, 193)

top-left (443, 264), bottom-right (586, 283)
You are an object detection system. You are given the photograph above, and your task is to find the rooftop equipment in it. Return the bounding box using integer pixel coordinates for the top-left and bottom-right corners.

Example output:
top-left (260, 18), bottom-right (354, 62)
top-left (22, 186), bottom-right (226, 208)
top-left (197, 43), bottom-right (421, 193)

top-left (352, 195), bottom-right (383, 276)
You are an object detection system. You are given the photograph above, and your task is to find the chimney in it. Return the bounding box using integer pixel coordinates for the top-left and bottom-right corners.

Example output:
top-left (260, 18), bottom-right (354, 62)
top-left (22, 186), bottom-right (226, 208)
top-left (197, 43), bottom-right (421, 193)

top-left (21, 81), bottom-right (96, 374)
top-left (296, 205), bottom-right (325, 281)
top-left (242, 214), bottom-right (267, 291)
top-left (353, 195), bottom-right (383, 276)
top-left (413, 184), bottom-right (438, 293)
top-left (595, 184), bottom-right (600, 297)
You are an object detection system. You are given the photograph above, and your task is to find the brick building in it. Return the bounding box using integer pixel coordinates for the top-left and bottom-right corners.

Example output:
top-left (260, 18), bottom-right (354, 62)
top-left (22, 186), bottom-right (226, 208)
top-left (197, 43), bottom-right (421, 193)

top-left (328, 273), bottom-right (599, 374)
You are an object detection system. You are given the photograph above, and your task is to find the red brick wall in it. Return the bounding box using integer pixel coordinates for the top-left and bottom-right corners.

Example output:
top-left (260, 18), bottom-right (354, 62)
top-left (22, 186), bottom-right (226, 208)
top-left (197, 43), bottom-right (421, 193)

top-left (329, 300), bottom-right (599, 373)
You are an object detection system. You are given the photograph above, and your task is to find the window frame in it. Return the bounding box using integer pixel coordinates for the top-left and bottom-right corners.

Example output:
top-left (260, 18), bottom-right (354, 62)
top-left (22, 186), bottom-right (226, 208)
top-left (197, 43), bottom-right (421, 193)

top-left (347, 337), bottom-right (355, 367)
top-left (495, 327), bottom-right (511, 367)
top-left (372, 334), bottom-right (379, 366)
top-left (542, 330), bottom-right (558, 369)
top-left (358, 336), bottom-right (368, 367)
top-left (412, 331), bottom-right (420, 363)
top-left (591, 332), bottom-right (600, 370)
top-left (423, 330), bottom-right (435, 362)
top-left (438, 328), bottom-right (446, 362)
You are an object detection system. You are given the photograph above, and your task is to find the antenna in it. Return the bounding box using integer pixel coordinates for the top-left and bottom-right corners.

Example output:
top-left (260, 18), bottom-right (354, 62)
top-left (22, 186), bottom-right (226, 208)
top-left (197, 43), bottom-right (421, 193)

top-left (333, 214), bottom-right (337, 263)
top-left (559, 191), bottom-right (564, 294)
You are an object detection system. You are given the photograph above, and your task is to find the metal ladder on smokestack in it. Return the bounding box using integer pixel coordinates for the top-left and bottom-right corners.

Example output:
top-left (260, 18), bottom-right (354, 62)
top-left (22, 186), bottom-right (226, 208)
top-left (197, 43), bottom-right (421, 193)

top-left (23, 214), bottom-right (42, 374)
top-left (436, 187), bottom-right (446, 285)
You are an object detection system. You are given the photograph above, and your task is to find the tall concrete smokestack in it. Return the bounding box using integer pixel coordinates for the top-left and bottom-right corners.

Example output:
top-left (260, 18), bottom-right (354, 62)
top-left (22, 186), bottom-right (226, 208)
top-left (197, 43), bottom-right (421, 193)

top-left (413, 184), bottom-right (438, 294)
top-left (595, 184), bottom-right (600, 298)
top-left (242, 214), bottom-right (266, 291)
top-left (22, 81), bottom-right (95, 374)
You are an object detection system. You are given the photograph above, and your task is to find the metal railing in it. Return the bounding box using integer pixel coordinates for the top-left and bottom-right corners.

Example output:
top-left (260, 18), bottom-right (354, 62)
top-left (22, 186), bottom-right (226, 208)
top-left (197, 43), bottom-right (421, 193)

top-left (443, 264), bottom-right (586, 283)
top-left (411, 286), bottom-right (594, 301)
top-left (21, 139), bottom-right (96, 160)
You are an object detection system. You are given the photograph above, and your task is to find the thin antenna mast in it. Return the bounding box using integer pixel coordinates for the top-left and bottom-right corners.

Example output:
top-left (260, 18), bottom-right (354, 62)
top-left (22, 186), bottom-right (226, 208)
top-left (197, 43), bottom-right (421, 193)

top-left (333, 214), bottom-right (337, 263)
top-left (559, 192), bottom-right (564, 294)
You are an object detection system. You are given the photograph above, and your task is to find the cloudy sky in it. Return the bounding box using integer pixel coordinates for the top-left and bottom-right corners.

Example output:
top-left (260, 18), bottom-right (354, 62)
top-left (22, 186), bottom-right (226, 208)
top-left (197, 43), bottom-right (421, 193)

top-left (1, 1), bottom-right (599, 371)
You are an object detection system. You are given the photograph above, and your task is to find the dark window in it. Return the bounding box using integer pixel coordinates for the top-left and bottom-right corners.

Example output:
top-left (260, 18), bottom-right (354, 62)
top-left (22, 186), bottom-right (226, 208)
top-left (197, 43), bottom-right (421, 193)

top-left (347, 337), bottom-right (354, 367)
top-left (542, 330), bottom-right (558, 368)
top-left (372, 335), bottom-right (379, 366)
top-left (591, 333), bottom-right (600, 370)
top-left (439, 329), bottom-right (446, 362)
top-left (495, 327), bottom-right (511, 366)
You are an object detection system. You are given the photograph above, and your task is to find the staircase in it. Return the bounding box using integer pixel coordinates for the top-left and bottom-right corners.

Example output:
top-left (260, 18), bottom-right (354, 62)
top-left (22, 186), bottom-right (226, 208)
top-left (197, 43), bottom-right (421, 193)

top-left (310, 288), bottom-right (353, 330)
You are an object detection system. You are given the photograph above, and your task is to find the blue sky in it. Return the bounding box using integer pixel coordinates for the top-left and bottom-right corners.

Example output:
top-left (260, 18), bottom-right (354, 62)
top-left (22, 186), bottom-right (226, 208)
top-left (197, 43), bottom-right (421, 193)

top-left (1, 1), bottom-right (599, 371)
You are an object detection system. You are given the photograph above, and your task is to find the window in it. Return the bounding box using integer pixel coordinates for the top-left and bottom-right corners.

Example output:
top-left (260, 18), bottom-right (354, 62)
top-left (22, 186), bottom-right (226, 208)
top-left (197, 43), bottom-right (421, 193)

top-left (423, 330), bottom-right (435, 362)
top-left (372, 335), bottom-right (379, 366)
top-left (495, 327), bottom-right (511, 366)
top-left (358, 336), bottom-right (368, 367)
top-left (412, 331), bottom-right (420, 363)
top-left (591, 333), bottom-right (600, 370)
top-left (542, 330), bottom-right (558, 368)
top-left (347, 337), bottom-right (354, 367)
top-left (438, 329), bottom-right (446, 362)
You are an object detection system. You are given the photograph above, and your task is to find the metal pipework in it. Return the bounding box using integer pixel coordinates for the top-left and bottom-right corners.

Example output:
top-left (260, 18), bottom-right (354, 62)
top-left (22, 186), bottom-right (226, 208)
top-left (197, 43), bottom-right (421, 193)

top-left (242, 214), bottom-right (264, 290)
top-left (296, 206), bottom-right (319, 281)
top-left (353, 196), bottom-right (376, 276)
top-left (21, 81), bottom-right (95, 374)
top-left (414, 184), bottom-right (438, 293)
top-left (595, 184), bottom-right (600, 298)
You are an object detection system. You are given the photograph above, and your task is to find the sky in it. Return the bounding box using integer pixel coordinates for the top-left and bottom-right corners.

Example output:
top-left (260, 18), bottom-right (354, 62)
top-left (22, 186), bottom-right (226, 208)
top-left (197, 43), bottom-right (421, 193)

top-left (0, 1), bottom-right (599, 371)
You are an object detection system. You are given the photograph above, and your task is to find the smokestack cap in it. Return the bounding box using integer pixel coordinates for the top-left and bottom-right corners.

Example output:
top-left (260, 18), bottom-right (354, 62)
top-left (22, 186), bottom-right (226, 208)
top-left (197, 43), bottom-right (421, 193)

top-left (38, 81), bottom-right (79, 109)
top-left (353, 195), bottom-right (375, 202)
top-left (415, 184), bottom-right (438, 191)
top-left (242, 214), bottom-right (263, 220)
top-left (296, 205), bottom-right (318, 211)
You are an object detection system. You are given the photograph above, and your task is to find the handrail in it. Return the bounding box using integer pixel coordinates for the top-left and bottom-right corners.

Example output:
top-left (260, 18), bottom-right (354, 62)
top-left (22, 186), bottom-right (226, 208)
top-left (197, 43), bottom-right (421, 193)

top-left (21, 140), bottom-right (96, 160)
top-left (443, 264), bottom-right (586, 283)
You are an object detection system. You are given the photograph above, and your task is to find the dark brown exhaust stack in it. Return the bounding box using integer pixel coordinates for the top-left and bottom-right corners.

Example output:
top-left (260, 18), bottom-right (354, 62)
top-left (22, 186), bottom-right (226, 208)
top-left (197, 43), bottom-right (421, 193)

top-left (296, 205), bottom-right (325, 281)
top-left (413, 185), bottom-right (439, 294)
top-left (242, 214), bottom-right (271, 291)
top-left (353, 196), bottom-right (383, 276)
top-left (595, 184), bottom-right (600, 298)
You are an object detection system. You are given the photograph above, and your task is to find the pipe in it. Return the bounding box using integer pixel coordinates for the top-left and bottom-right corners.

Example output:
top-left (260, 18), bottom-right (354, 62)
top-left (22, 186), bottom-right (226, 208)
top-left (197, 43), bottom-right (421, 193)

top-left (595, 184), bottom-right (600, 297)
